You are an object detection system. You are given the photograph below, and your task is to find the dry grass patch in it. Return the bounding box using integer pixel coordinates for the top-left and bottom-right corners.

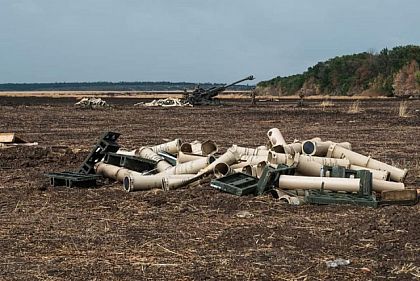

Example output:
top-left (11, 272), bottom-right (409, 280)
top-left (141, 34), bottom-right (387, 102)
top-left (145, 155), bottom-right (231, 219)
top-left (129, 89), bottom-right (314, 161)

top-left (319, 99), bottom-right (335, 111)
top-left (391, 263), bottom-right (420, 278)
top-left (320, 100), bottom-right (334, 107)
top-left (348, 100), bottom-right (363, 113)
top-left (398, 101), bottom-right (411, 117)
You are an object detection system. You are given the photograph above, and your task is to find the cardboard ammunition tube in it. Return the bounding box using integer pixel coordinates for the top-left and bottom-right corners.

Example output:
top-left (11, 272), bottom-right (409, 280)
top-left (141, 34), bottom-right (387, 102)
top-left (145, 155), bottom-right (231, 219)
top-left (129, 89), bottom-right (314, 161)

top-left (230, 161), bottom-right (251, 169)
top-left (278, 175), bottom-right (361, 192)
top-left (161, 174), bottom-right (198, 191)
top-left (267, 128), bottom-right (287, 146)
top-left (201, 140), bottom-right (218, 156)
top-left (161, 156), bottom-right (216, 175)
top-left (302, 140), bottom-right (352, 156)
top-left (190, 140), bottom-right (203, 155)
top-left (267, 151), bottom-right (294, 166)
top-left (235, 145), bottom-right (269, 156)
top-left (95, 162), bottom-right (132, 182)
top-left (311, 137), bottom-right (323, 143)
top-left (116, 149), bottom-right (136, 156)
top-left (177, 151), bottom-right (206, 164)
top-left (295, 158), bottom-right (324, 176)
top-left (180, 142), bottom-right (193, 153)
top-left (350, 165), bottom-right (390, 181)
top-left (372, 179), bottom-right (405, 192)
top-left (240, 155), bottom-right (268, 165)
top-left (298, 154), bottom-right (350, 168)
top-left (136, 147), bottom-right (172, 172)
top-left (150, 139), bottom-right (181, 154)
top-left (295, 154), bottom-right (350, 177)
top-left (256, 145), bottom-right (269, 151)
top-left (256, 161), bottom-right (268, 178)
top-left (230, 155), bottom-right (268, 169)
top-left (277, 175), bottom-right (405, 193)
top-left (242, 165), bottom-right (257, 177)
top-left (136, 146), bottom-right (163, 162)
top-left (327, 144), bottom-right (408, 182)
top-left (199, 146), bottom-right (241, 175)
top-left (124, 173), bottom-right (196, 192)
top-left (156, 160), bottom-right (173, 172)
top-left (214, 162), bottom-right (235, 178)
top-left (272, 142), bottom-right (302, 155)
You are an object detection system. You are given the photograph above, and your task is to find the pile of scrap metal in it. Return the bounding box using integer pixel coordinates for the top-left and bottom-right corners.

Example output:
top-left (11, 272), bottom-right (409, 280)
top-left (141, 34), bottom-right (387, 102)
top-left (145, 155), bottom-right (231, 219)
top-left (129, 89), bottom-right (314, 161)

top-left (0, 133), bottom-right (38, 148)
top-left (75, 97), bottom-right (110, 108)
top-left (135, 98), bottom-right (191, 107)
top-left (46, 130), bottom-right (418, 207)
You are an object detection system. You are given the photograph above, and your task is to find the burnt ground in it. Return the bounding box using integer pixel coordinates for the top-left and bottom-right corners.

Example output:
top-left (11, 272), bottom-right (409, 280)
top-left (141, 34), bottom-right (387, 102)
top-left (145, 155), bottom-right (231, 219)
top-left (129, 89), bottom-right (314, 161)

top-left (0, 97), bottom-right (419, 280)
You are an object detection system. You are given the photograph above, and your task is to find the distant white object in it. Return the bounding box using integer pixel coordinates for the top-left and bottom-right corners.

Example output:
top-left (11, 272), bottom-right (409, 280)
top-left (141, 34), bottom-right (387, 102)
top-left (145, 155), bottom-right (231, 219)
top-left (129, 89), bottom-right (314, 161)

top-left (326, 258), bottom-right (351, 268)
top-left (75, 97), bottom-right (110, 108)
top-left (135, 98), bottom-right (191, 107)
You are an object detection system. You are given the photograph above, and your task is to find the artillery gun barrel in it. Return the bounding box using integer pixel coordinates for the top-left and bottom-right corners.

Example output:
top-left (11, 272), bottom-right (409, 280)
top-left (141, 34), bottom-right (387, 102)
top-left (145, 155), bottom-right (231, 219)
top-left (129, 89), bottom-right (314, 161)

top-left (223, 75), bottom-right (255, 89)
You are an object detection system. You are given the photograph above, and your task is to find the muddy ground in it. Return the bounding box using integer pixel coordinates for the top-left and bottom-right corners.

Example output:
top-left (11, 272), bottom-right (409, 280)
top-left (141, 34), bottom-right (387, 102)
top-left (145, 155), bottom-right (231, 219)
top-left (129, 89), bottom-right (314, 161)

top-left (0, 97), bottom-right (419, 280)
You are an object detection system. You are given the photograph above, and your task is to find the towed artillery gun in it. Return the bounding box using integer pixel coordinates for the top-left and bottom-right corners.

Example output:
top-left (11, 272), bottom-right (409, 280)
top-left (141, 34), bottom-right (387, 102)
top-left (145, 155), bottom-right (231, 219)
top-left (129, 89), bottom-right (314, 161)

top-left (184, 75), bottom-right (255, 106)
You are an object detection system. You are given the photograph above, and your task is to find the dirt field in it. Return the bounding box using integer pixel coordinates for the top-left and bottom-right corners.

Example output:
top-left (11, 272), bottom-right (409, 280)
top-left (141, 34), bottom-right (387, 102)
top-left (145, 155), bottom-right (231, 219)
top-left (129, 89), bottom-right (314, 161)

top-left (0, 97), bottom-right (419, 280)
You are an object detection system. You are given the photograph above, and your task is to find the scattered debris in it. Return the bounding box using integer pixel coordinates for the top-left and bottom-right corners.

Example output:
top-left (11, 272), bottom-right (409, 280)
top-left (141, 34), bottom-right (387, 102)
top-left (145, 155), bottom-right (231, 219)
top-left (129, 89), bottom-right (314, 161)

top-left (235, 210), bottom-right (254, 218)
top-left (360, 267), bottom-right (371, 273)
top-left (391, 263), bottom-right (420, 278)
top-left (135, 98), bottom-right (190, 107)
top-left (44, 129), bottom-right (417, 209)
top-left (45, 132), bottom-right (121, 188)
top-left (325, 258), bottom-right (351, 268)
top-left (0, 133), bottom-right (38, 148)
top-left (75, 97), bottom-right (110, 108)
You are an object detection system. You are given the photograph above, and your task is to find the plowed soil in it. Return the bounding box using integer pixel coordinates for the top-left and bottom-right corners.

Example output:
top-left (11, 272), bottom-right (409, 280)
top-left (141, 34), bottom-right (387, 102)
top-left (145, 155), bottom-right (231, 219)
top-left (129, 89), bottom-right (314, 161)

top-left (0, 97), bottom-right (419, 280)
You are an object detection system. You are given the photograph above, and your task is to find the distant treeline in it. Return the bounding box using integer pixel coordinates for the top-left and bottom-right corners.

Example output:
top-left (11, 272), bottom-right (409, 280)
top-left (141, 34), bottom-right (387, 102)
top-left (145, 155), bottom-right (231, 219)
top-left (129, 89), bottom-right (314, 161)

top-left (0, 81), bottom-right (254, 92)
top-left (258, 45), bottom-right (420, 97)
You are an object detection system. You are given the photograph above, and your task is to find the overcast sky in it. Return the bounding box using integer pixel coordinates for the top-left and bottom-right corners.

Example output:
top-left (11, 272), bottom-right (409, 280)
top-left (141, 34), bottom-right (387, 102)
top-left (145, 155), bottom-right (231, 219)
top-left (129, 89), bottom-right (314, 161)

top-left (0, 0), bottom-right (419, 84)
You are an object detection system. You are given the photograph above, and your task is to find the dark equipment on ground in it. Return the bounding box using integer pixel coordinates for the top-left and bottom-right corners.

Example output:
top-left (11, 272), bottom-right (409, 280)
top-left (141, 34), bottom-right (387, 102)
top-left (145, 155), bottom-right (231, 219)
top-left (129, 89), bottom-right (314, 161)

top-left (184, 75), bottom-right (255, 106)
top-left (45, 131), bottom-right (121, 188)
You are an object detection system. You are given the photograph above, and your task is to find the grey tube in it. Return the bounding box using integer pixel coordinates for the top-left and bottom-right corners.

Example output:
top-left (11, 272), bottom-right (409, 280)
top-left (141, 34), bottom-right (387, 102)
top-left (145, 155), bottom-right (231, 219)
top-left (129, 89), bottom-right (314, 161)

top-left (150, 139), bottom-right (181, 154)
top-left (326, 143), bottom-right (408, 182)
top-left (267, 128), bottom-right (287, 147)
